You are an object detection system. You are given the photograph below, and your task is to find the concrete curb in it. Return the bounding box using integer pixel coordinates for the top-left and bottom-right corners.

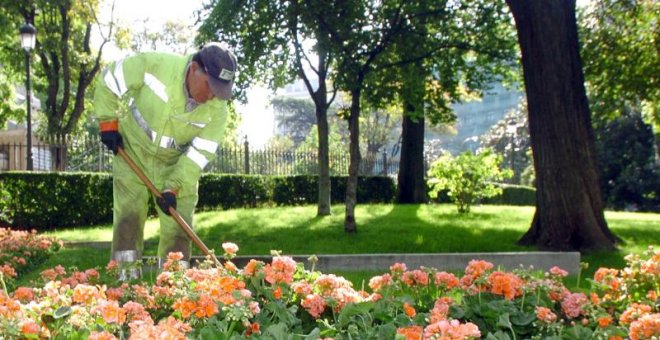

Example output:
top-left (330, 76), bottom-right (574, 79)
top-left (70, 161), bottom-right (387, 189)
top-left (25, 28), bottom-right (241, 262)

top-left (64, 242), bottom-right (580, 274)
top-left (144, 252), bottom-right (581, 275)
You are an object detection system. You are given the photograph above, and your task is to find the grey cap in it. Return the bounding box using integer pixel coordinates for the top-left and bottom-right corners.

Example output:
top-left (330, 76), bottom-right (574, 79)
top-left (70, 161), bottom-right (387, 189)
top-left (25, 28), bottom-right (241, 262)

top-left (198, 42), bottom-right (237, 100)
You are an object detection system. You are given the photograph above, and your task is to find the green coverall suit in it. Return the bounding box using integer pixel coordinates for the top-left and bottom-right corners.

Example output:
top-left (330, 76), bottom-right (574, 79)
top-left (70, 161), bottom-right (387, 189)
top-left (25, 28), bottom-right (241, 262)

top-left (94, 52), bottom-right (228, 260)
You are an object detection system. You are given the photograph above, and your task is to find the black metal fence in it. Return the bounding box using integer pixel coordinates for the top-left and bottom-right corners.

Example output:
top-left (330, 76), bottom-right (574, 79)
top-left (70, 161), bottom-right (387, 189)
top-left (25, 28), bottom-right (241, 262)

top-left (0, 136), bottom-right (401, 176)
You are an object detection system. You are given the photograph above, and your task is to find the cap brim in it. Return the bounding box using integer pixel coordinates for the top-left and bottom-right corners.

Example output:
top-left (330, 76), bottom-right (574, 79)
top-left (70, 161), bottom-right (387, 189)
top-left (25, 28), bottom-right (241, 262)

top-left (208, 76), bottom-right (233, 100)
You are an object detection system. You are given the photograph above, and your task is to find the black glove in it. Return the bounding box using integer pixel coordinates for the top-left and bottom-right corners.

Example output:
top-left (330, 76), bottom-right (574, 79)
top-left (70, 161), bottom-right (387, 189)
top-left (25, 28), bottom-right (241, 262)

top-left (157, 191), bottom-right (177, 215)
top-left (100, 130), bottom-right (123, 155)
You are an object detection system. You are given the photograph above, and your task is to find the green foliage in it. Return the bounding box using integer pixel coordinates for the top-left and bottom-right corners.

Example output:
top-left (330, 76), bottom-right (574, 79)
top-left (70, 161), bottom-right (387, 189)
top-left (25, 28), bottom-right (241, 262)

top-left (580, 0), bottom-right (659, 129)
top-left (595, 114), bottom-right (659, 211)
top-left (198, 174), bottom-right (272, 210)
top-left (428, 149), bottom-right (512, 213)
top-left (482, 184), bottom-right (536, 206)
top-left (0, 0), bottom-right (113, 136)
top-left (0, 172), bottom-right (113, 230)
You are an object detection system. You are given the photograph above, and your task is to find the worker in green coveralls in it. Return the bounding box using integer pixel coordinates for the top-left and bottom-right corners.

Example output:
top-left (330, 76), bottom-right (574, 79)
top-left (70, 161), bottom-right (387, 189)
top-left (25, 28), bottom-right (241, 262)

top-left (94, 42), bottom-right (237, 271)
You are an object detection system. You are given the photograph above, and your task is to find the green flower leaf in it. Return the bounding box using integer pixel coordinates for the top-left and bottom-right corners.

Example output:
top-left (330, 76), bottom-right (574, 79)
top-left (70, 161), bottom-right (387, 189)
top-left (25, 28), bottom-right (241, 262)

top-left (53, 306), bottom-right (72, 319)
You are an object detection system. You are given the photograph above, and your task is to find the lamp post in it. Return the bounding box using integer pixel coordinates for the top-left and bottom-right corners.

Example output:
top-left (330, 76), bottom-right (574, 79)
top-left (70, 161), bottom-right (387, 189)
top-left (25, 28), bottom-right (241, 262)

top-left (20, 23), bottom-right (37, 171)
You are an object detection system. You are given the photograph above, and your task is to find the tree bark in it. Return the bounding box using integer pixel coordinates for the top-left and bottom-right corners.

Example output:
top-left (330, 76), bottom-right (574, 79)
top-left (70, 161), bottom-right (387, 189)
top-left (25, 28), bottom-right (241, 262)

top-left (397, 111), bottom-right (427, 203)
top-left (315, 104), bottom-right (331, 216)
top-left (506, 0), bottom-right (617, 251)
top-left (344, 88), bottom-right (361, 233)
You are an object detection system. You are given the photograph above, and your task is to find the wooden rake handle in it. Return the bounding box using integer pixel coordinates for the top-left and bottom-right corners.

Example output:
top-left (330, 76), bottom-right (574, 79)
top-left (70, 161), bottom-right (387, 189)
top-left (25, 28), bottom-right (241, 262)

top-left (117, 147), bottom-right (221, 267)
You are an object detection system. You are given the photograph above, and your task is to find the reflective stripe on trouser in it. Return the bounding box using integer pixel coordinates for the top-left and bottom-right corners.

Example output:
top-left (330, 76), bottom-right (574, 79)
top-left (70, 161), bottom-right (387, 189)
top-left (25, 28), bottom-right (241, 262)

top-left (111, 149), bottom-right (197, 261)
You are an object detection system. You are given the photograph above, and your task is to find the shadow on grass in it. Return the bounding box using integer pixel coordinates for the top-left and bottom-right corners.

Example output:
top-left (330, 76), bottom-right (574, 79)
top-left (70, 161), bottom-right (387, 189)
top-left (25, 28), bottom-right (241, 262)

top-left (141, 204), bottom-right (533, 257)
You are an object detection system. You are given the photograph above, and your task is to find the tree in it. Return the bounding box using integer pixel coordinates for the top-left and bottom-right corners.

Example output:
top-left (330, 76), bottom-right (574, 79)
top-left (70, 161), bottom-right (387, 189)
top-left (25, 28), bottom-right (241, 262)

top-left (0, 0), bottom-right (115, 137)
top-left (115, 19), bottom-right (197, 55)
top-left (580, 0), bottom-right (659, 129)
top-left (506, 0), bottom-right (618, 251)
top-left (271, 97), bottom-right (317, 147)
top-left (595, 114), bottom-right (659, 211)
top-left (197, 0), bottom-right (338, 216)
top-left (312, 0), bottom-right (516, 231)
top-left (579, 0), bottom-right (659, 159)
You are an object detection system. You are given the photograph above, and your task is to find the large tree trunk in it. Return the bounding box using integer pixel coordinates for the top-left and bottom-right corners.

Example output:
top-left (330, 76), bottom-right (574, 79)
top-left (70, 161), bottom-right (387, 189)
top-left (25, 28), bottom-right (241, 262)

top-left (344, 88), bottom-right (361, 233)
top-left (397, 111), bottom-right (427, 203)
top-left (507, 0), bottom-right (617, 251)
top-left (315, 105), bottom-right (331, 216)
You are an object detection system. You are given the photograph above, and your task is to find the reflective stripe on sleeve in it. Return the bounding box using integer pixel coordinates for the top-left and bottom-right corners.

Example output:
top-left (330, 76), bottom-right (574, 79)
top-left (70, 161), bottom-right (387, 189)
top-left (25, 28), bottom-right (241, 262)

top-left (191, 137), bottom-right (218, 154)
top-left (114, 59), bottom-right (128, 95)
top-left (144, 73), bottom-right (169, 102)
top-left (103, 69), bottom-right (122, 97)
top-left (186, 147), bottom-right (209, 169)
top-left (160, 136), bottom-right (177, 149)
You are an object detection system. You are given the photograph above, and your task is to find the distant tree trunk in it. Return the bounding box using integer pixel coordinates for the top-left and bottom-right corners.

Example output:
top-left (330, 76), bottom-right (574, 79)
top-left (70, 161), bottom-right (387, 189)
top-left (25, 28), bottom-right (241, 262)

top-left (344, 88), bottom-right (361, 233)
top-left (397, 111), bottom-right (427, 203)
top-left (506, 0), bottom-right (617, 251)
top-left (315, 105), bottom-right (331, 216)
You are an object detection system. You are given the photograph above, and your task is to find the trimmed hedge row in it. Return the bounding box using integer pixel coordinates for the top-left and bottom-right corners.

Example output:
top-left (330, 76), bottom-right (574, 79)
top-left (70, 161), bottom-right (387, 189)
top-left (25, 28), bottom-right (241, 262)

top-left (0, 173), bottom-right (396, 230)
top-left (0, 173), bottom-right (534, 230)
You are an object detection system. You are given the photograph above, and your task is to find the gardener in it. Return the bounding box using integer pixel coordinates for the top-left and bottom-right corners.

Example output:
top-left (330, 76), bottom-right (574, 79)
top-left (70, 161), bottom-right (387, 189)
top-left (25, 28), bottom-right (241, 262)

top-left (94, 42), bottom-right (237, 271)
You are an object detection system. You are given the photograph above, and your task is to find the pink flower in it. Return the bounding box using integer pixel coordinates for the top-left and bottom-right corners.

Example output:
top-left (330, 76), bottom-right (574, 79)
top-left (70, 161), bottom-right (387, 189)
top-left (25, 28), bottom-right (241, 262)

top-left (389, 263), bottom-right (407, 276)
top-left (549, 266), bottom-right (569, 277)
top-left (368, 274), bottom-right (392, 292)
top-left (424, 319), bottom-right (481, 339)
top-left (561, 292), bottom-right (588, 319)
top-left (264, 256), bottom-right (297, 284)
top-left (435, 272), bottom-right (460, 289)
top-left (301, 293), bottom-right (326, 318)
top-left (222, 242), bottom-right (239, 255)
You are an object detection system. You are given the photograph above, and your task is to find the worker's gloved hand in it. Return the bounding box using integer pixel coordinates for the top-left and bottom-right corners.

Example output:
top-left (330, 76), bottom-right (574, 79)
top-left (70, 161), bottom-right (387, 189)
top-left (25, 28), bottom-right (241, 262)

top-left (157, 190), bottom-right (177, 215)
top-left (99, 120), bottom-right (123, 155)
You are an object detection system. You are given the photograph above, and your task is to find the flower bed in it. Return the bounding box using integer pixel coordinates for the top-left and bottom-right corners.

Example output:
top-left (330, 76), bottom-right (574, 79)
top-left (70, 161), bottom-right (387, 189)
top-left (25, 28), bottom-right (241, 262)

top-left (0, 239), bottom-right (658, 339)
top-left (0, 228), bottom-right (62, 291)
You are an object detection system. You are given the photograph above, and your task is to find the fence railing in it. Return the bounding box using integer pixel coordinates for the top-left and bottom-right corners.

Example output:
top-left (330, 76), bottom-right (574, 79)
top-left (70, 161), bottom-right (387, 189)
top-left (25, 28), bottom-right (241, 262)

top-left (0, 137), bottom-right (401, 176)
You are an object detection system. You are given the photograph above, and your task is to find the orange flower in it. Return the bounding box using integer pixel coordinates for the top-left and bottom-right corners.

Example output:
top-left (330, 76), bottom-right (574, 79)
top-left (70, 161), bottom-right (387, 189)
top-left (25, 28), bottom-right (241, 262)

top-left (12, 287), bottom-right (35, 302)
top-left (224, 261), bottom-right (238, 273)
top-left (597, 316), bottom-right (612, 328)
top-left (536, 306), bottom-right (558, 323)
top-left (629, 313), bottom-right (660, 340)
top-left (20, 320), bottom-right (40, 336)
top-left (246, 322), bottom-right (261, 336)
top-left (72, 284), bottom-right (102, 304)
top-left (273, 287), bottom-right (282, 300)
top-left (488, 271), bottom-right (524, 300)
top-left (92, 299), bottom-right (126, 325)
top-left (243, 259), bottom-right (263, 277)
top-left (194, 294), bottom-right (219, 319)
top-left (396, 325), bottom-right (423, 340)
top-left (620, 303), bottom-right (653, 325)
top-left (173, 297), bottom-right (197, 319)
top-left (403, 303), bottom-right (416, 317)
top-left (465, 260), bottom-right (494, 277)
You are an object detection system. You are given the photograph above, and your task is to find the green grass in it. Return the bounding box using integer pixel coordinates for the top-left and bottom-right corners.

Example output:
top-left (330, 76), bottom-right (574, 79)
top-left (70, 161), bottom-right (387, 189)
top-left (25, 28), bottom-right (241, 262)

top-left (30, 204), bottom-right (660, 288)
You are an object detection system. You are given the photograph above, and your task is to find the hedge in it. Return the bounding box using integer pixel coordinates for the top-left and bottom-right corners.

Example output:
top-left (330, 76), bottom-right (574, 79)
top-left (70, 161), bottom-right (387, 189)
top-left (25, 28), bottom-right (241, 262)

top-left (0, 173), bottom-right (396, 230)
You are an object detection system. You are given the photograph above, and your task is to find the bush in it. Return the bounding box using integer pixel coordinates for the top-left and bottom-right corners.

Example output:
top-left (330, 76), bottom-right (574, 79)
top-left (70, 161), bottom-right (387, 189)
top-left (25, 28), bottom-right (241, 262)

top-left (428, 149), bottom-right (512, 213)
top-left (482, 183), bottom-right (536, 206)
top-left (0, 172), bottom-right (113, 230)
top-left (198, 174), bottom-right (272, 210)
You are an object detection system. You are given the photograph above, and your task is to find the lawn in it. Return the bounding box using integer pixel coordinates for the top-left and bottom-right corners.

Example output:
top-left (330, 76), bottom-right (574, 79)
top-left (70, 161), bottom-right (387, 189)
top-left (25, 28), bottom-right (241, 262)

top-left (28, 203), bottom-right (659, 288)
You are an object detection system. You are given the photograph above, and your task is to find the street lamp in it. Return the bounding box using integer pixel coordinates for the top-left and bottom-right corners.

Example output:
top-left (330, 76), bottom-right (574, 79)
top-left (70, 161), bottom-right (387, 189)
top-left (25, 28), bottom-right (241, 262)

top-left (20, 23), bottom-right (37, 170)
